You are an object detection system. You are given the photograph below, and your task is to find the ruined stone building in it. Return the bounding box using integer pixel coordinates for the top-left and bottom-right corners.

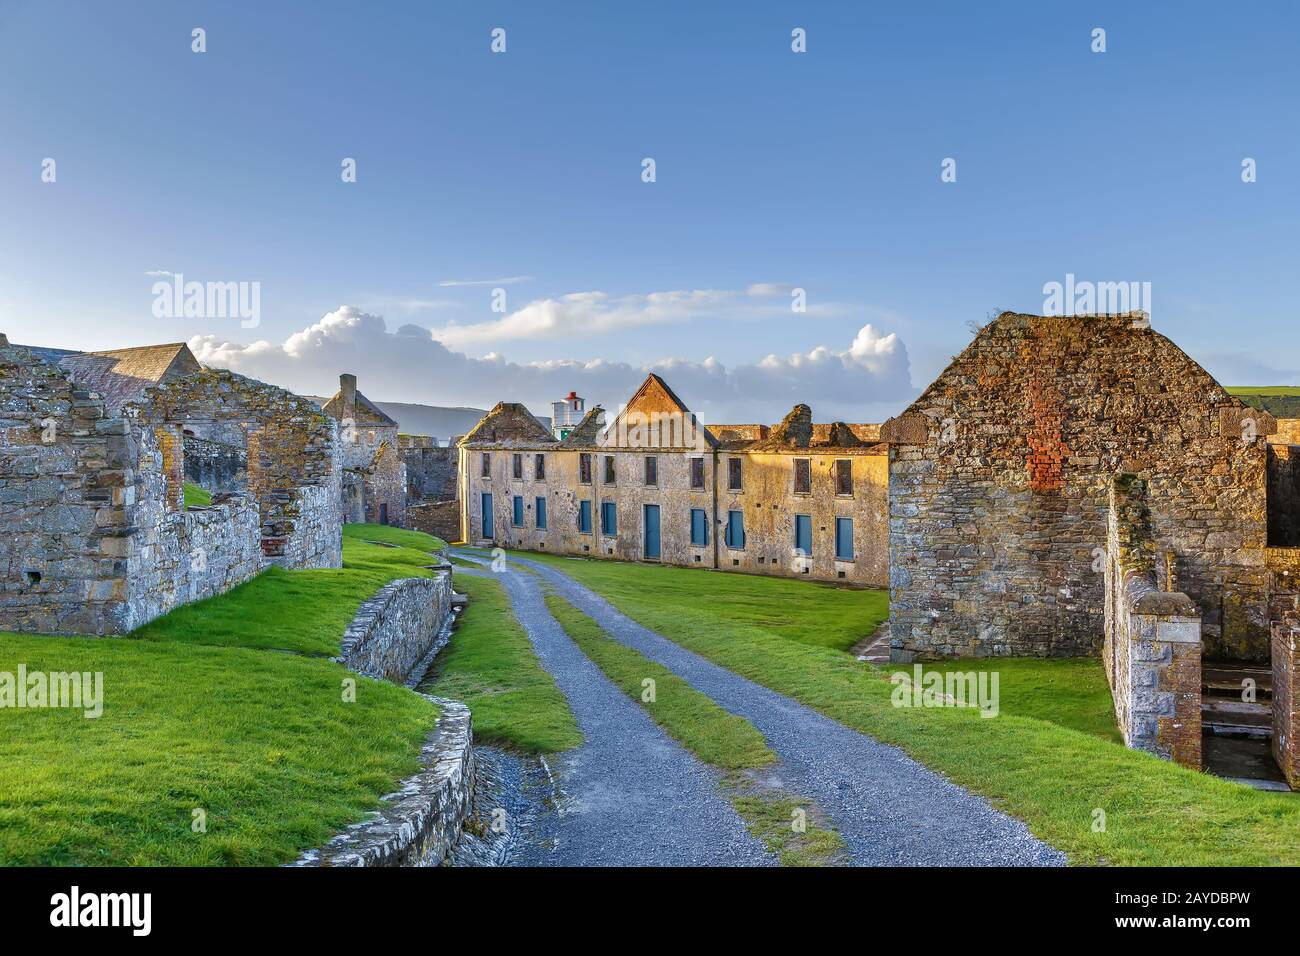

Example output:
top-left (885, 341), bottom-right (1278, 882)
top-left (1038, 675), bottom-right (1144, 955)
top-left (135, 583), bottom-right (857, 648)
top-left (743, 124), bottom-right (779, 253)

top-left (0, 334), bottom-right (342, 636)
top-left (882, 312), bottom-right (1300, 780)
top-left (400, 434), bottom-right (461, 542)
top-left (459, 373), bottom-right (889, 587)
top-left (321, 373), bottom-right (406, 527)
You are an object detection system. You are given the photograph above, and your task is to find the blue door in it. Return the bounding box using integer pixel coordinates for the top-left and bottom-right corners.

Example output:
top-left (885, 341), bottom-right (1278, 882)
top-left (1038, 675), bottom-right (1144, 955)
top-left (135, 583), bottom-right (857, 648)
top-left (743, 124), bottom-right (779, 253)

top-left (481, 492), bottom-right (493, 539)
top-left (795, 514), bottom-right (812, 556)
top-left (643, 504), bottom-right (661, 559)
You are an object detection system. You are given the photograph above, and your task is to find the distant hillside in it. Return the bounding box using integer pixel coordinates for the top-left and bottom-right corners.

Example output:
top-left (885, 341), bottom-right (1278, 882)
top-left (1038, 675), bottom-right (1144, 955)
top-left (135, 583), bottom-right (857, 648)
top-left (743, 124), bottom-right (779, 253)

top-left (304, 397), bottom-right (550, 440)
top-left (1228, 387), bottom-right (1300, 420)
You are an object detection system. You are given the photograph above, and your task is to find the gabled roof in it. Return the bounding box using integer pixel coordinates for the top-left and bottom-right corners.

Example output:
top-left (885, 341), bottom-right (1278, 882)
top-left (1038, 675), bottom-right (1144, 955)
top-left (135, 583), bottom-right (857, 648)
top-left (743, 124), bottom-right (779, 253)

top-left (600, 373), bottom-right (718, 449)
top-left (460, 402), bottom-right (557, 447)
top-left (321, 388), bottom-right (398, 427)
top-left (55, 343), bottom-right (202, 413)
top-left (558, 405), bottom-right (607, 448)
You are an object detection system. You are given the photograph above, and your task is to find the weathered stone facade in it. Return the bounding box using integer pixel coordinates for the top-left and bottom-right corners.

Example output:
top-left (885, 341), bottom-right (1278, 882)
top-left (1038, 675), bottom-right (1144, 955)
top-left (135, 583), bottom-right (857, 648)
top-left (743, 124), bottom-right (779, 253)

top-left (1273, 617), bottom-right (1300, 788)
top-left (322, 374), bottom-right (406, 527)
top-left (884, 313), bottom-right (1281, 662)
top-left (0, 335), bottom-right (342, 636)
top-left (1103, 474), bottom-right (1202, 768)
top-left (458, 374), bottom-right (889, 586)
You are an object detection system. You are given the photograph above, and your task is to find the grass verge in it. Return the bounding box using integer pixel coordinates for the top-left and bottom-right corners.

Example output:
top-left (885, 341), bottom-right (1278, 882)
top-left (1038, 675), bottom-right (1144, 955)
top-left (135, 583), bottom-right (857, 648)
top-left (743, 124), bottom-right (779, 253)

top-left (0, 522), bottom-right (456, 865)
top-left (420, 572), bottom-right (580, 754)
top-left (133, 525), bottom-right (442, 655)
top-left (183, 481), bottom-right (212, 508)
top-left (511, 550), bottom-right (1300, 866)
top-left (544, 591), bottom-right (844, 865)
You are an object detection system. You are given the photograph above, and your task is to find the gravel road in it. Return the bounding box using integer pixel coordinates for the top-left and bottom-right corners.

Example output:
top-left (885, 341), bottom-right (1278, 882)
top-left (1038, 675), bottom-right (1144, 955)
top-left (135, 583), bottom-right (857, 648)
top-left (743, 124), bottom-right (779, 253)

top-left (462, 550), bottom-right (1065, 867)
top-left (451, 559), bottom-right (774, 866)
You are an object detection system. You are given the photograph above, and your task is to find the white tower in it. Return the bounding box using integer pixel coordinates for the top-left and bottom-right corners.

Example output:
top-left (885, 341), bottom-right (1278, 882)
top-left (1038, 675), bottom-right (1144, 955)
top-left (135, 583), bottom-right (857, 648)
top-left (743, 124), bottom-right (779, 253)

top-left (551, 391), bottom-right (585, 440)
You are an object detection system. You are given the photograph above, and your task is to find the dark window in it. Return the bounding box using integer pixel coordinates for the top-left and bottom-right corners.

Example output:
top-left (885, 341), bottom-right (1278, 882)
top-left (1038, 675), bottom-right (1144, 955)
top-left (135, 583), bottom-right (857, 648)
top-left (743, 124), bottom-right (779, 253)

top-left (481, 453), bottom-right (491, 478)
top-left (690, 508), bottom-right (708, 546)
top-left (794, 458), bottom-right (811, 494)
top-left (835, 459), bottom-right (852, 496)
top-left (512, 453), bottom-right (523, 480)
top-left (604, 455), bottom-right (616, 484)
top-left (579, 453), bottom-right (592, 484)
top-left (601, 501), bottom-right (618, 536)
top-left (379, 503), bottom-right (388, 526)
top-left (645, 456), bottom-right (657, 486)
top-left (690, 457), bottom-right (705, 489)
top-left (535, 454), bottom-right (546, 479)
top-left (728, 458), bottom-right (743, 491)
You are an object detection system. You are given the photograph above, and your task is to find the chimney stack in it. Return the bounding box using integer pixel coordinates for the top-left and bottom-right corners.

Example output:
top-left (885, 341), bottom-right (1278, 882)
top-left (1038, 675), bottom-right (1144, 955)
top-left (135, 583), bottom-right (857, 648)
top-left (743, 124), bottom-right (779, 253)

top-left (340, 373), bottom-right (357, 419)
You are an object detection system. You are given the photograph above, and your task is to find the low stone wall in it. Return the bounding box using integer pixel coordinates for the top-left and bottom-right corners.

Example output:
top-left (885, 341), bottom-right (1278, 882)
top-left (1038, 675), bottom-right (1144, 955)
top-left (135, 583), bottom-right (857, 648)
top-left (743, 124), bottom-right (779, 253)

top-left (1104, 474), bottom-right (1203, 768)
top-left (127, 493), bottom-right (265, 626)
top-left (1274, 619), bottom-right (1300, 788)
top-left (274, 484), bottom-right (343, 570)
top-left (336, 571), bottom-right (453, 683)
top-left (407, 498), bottom-right (461, 543)
top-left (292, 697), bottom-right (475, 867)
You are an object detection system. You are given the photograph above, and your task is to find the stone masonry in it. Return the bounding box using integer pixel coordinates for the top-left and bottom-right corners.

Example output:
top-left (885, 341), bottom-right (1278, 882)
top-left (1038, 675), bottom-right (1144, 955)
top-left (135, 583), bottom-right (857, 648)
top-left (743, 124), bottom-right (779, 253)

top-left (0, 335), bottom-right (342, 635)
top-left (883, 313), bottom-right (1279, 662)
top-left (1104, 473), bottom-right (1202, 768)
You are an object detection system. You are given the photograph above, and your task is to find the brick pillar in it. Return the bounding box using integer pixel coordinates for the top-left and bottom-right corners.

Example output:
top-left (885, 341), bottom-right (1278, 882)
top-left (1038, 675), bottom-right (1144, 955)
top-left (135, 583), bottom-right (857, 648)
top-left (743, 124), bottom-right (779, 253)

top-left (157, 426), bottom-right (184, 512)
top-left (1273, 620), bottom-right (1300, 789)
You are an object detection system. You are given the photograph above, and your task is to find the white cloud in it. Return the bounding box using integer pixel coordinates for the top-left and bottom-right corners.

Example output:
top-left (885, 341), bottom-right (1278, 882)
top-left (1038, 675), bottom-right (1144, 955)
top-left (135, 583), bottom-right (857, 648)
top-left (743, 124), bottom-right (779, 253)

top-left (426, 284), bottom-right (812, 348)
top-left (189, 304), bottom-right (914, 423)
top-left (438, 275), bottom-right (535, 287)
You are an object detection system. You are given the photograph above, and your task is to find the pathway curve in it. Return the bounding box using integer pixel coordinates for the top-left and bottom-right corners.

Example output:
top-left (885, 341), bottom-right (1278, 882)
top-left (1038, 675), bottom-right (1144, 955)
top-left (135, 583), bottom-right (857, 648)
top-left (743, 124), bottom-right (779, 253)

top-left (451, 560), bottom-right (773, 866)
top-left (460, 550), bottom-right (1066, 867)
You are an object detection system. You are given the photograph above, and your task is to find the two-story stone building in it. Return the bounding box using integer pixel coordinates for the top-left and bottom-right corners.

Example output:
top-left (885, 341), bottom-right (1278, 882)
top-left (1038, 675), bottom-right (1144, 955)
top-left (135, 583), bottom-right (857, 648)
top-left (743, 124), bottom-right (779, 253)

top-left (458, 373), bottom-right (889, 586)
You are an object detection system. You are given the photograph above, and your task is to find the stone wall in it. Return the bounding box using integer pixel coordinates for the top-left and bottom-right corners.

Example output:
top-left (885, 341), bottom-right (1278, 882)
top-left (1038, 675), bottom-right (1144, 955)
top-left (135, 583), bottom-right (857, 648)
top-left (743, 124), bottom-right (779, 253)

top-left (336, 571), bottom-right (453, 683)
top-left (0, 338), bottom-right (139, 634)
top-left (1103, 474), bottom-right (1202, 768)
top-left (135, 367), bottom-right (343, 569)
top-left (292, 697), bottom-right (475, 867)
top-left (1273, 618), bottom-right (1300, 789)
top-left (887, 313), bottom-right (1273, 660)
top-left (407, 499), bottom-right (461, 543)
top-left (1, 340), bottom-right (344, 636)
top-left (401, 436), bottom-right (458, 500)
top-left (125, 423), bottom-right (265, 623)
top-left (182, 434), bottom-right (246, 494)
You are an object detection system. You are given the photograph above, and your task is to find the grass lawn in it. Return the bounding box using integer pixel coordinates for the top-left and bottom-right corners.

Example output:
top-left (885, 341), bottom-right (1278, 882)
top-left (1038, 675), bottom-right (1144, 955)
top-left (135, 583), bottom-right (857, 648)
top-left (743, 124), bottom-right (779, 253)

top-left (0, 522), bottom-right (455, 865)
top-left (1227, 386), bottom-right (1300, 395)
top-left (890, 657), bottom-right (1123, 744)
top-left (506, 550), bottom-right (1300, 866)
top-left (420, 572), bottom-right (580, 754)
top-left (183, 481), bottom-right (212, 508)
top-left (511, 553), bottom-right (887, 652)
top-left (133, 525), bottom-right (445, 656)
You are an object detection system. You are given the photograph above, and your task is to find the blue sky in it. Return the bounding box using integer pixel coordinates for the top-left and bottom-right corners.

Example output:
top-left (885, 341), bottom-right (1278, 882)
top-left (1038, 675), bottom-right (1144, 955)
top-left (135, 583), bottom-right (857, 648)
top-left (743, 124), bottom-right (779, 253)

top-left (1, 1), bottom-right (1296, 421)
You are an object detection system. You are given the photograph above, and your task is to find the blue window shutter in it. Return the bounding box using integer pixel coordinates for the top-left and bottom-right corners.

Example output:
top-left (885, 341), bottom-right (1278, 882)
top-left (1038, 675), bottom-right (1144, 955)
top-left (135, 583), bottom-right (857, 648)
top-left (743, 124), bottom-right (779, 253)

top-left (536, 497), bottom-right (547, 529)
top-left (795, 514), bottom-right (812, 555)
top-left (836, 517), bottom-right (853, 560)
